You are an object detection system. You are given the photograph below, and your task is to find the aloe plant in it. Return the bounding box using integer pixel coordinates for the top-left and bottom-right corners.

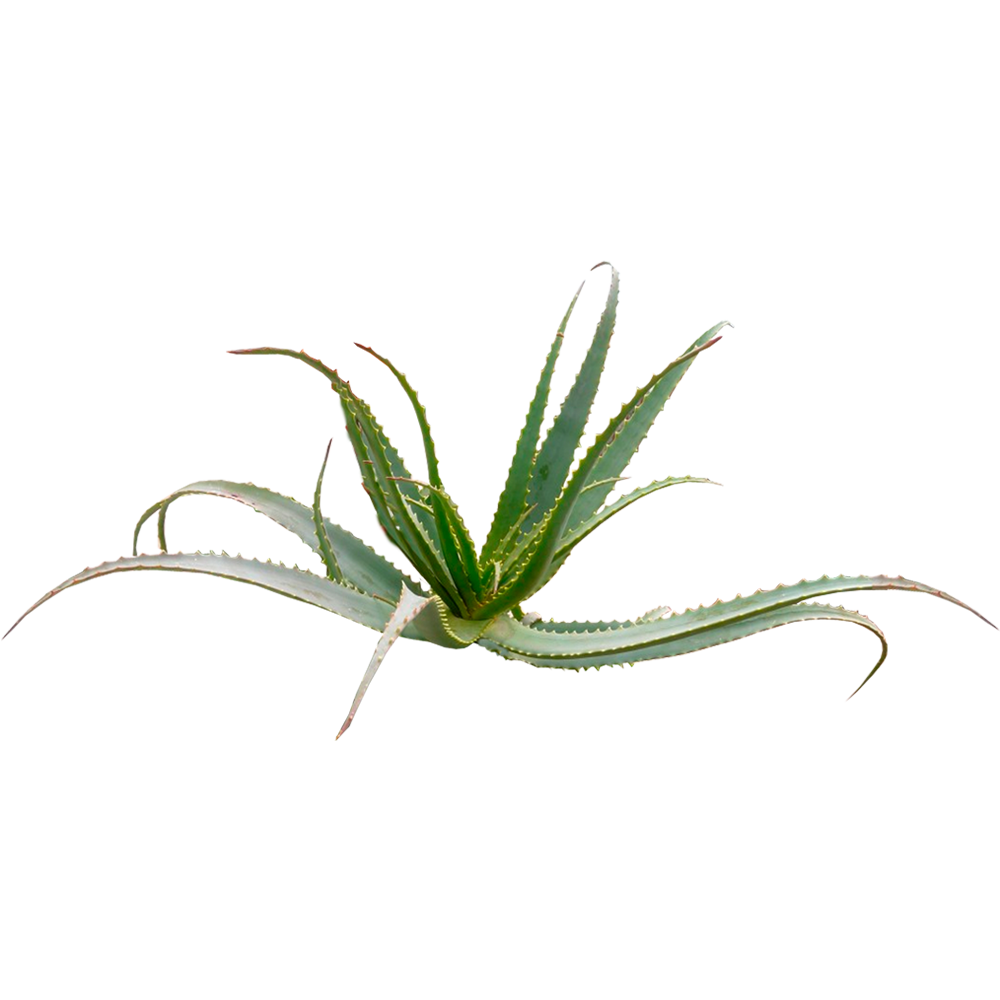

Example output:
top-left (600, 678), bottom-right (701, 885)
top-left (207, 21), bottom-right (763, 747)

top-left (5, 263), bottom-right (993, 736)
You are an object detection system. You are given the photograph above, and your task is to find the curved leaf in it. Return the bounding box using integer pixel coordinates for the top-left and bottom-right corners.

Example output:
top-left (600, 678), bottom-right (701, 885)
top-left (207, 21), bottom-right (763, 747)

top-left (133, 482), bottom-right (320, 552)
top-left (4, 551), bottom-right (397, 639)
top-left (477, 573), bottom-right (994, 692)
top-left (552, 475), bottom-right (719, 563)
top-left (5, 548), bottom-right (492, 652)
top-left (132, 479), bottom-right (425, 601)
top-left (355, 343), bottom-right (444, 489)
top-left (480, 601), bottom-right (887, 686)
top-left (567, 319), bottom-right (730, 532)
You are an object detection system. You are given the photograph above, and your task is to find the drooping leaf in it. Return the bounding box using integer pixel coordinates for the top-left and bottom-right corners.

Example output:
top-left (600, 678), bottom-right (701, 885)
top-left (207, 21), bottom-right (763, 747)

top-left (4, 551), bottom-right (397, 639)
top-left (477, 573), bottom-right (993, 691)
top-left (132, 479), bottom-right (424, 600)
top-left (133, 482), bottom-right (319, 552)
top-left (480, 600), bottom-right (888, 684)
top-left (4, 548), bottom-right (494, 656)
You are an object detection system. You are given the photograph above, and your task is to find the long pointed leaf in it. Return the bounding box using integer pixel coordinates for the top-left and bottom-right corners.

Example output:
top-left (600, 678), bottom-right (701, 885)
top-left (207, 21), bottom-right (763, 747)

top-left (567, 320), bottom-right (731, 532)
top-left (4, 547), bottom-right (490, 659)
top-left (473, 335), bottom-right (722, 617)
top-left (480, 601), bottom-right (888, 682)
top-left (481, 280), bottom-right (584, 561)
top-left (521, 263), bottom-right (619, 537)
top-left (339, 393), bottom-right (453, 599)
top-left (133, 482), bottom-right (312, 552)
top-left (355, 343), bottom-right (444, 488)
top-left (478, 573), bottom-right (993, 681)
top-left (337, 585), bottom-right (433, 739)
top-left (313, 439), bottom-right (345, 583)
top-left (132, 479), bottom-right (424, 600)
top-left (551, 476), bottom-right (718, 564)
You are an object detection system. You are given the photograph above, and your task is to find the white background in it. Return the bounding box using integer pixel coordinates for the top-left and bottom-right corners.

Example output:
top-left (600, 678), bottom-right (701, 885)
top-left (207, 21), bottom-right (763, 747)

top-left (1, 2), bottom-right (997, 997)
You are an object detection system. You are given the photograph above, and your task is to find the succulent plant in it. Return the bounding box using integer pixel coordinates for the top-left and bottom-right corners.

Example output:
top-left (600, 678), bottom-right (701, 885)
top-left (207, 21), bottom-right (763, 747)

top-left (107, 270), bottom-right (925, 738)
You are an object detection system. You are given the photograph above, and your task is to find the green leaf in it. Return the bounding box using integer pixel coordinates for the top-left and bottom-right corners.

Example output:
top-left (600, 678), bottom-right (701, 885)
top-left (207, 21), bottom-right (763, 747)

top-left (404, 594), bottom-right (493, 648)
top-left (360, 351), bottom-right (441, 488)
top-left (473, 335), bottom-right (723, 617)
top-left (520, 262), bottom-right (619, 538)
top-left (133, 482), bottom-right (312, 552)
top-left (480, 601), bottom-right (887, 682)
top-left (567, 320), bottom-right (730, 532)
top-left (429, 493), bottom-right (480, 609)
top-left (26, 552), bottom-right (489, 646)
top-left (132, 479), bottom-right (424, 601)
top-left (345, 394), bottom-right (467, 614)
top-left (477, 573), bottom-right (993, 693)
top-left (481, 280), bottom-right (583, 561)
top-left (551, 475), bottom-right (719, 566)
top-left (323, 519), bottom-right (416, 601)
top-left (4, 551), bottom-right (397, 639)
top-left (313, 439), bottom-right (345, 584)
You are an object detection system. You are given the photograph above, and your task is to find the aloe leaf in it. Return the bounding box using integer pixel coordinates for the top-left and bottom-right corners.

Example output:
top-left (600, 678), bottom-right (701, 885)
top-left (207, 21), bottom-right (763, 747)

top-left (341, 397), bottom-right (415, 555)
top-left (336, 585), bottom-right (433, 739)
top-left (229, 346), bottom-right (438, 540)
top-left (355, 343), bottom-right (444, 489)
top-left (430, 496), bottom-right (478, 608)
top-left (567, 320), bottom-right (731, 532)
top-left (473, 335), bottom-right (723, 617)
top-left (135, 482), bottom-right (404, 600)
top-left (478, 573), bottom-right (993, 688)
top-left (481, 281), bottom-right (584, 561)
top-left (316, 374), bottom-right (460, 600)
top-left (133, 482), bottom-right (320, 552)
top-left (404, 594), bottom-right (493, 649)
top-left (323, 519), bottom-right (412, 601)
top-left (46, 553), bottom-right (393, 629)
top-left (313, 487), bottom-right (344, 583)
top-left (480, 601), bottom-right (887, 680)
top-left (22, 552), bottom-right (488, 646)
top-left (550, 476), bottom-right (719, 566)
top-left (521, 262), bottom-right (619, 538)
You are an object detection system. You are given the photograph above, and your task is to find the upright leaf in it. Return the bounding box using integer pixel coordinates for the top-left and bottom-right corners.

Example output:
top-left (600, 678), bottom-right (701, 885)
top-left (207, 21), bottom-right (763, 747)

top-left (481, 280), bottom-right (583, 561)
top-left (520, 262), bottom-right (619, 538)
top-left (473, 335), bottom-right (722, 617)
